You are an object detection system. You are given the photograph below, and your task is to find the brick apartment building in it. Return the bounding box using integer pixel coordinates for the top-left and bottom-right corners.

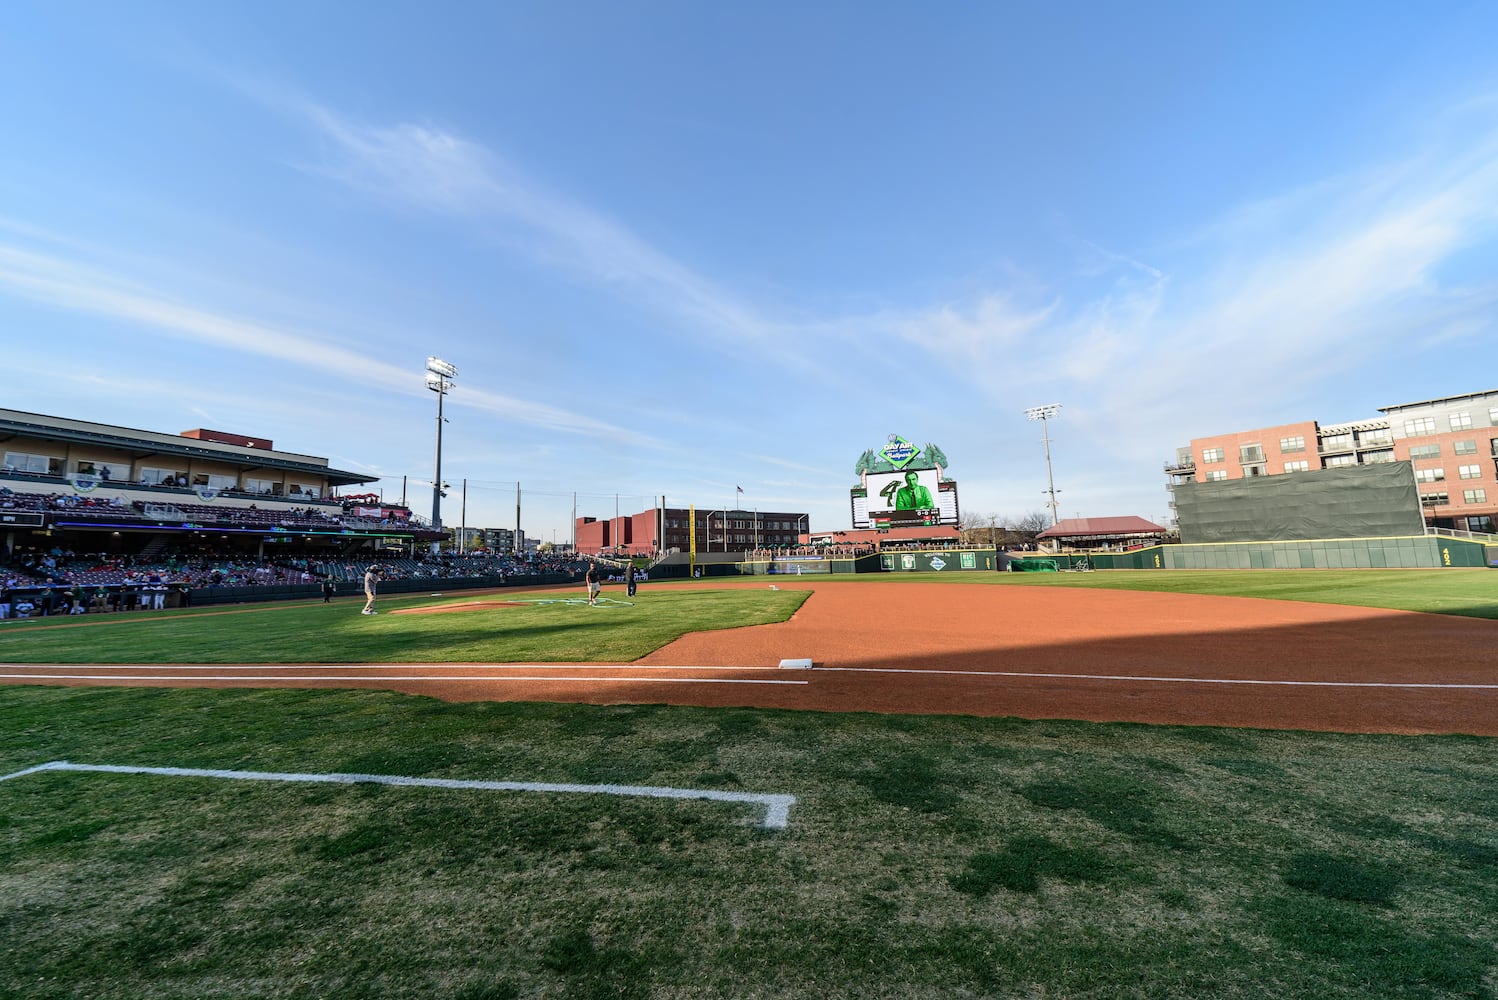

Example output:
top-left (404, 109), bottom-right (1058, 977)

top-left (1166, 389), bottom-right (1498, 534)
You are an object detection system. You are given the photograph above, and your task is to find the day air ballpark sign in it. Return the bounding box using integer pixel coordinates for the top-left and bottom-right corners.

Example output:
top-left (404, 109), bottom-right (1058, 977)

top-left (850, 435), bottom-right (960, 529)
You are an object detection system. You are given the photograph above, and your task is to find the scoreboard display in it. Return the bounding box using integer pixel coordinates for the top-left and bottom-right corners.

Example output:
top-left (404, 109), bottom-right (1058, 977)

top-left (850, 467), bottom-right (959, 529)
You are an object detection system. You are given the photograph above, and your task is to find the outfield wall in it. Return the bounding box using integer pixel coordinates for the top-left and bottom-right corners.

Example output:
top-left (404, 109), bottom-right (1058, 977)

top-left (1038, 535), bottom-right (1492, 571)
top-left (651, 549), bottom-right (1000, 577)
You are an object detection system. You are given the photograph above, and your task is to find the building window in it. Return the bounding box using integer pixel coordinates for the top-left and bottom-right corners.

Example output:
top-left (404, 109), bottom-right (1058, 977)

top-left (1205, 470), bottom-right (1229, 482)
top-left (1463, 489), bottom-right (1487, 504)
top-left (1404, 416), bottom-right (1438, 435)
top-left (1420, 492), bottom-right (1449, 508)
top-left (1459, 464), bottom-right (1482, 480)
top-left (1201, 447), bottom-right (1224, 463)
top-left (1279, 435), bottom-right (1305, 453)
top-left (1470, 515), bottom-right (1495, 533)
top-left (1239, 444), bottom-right (1265, 464)
top-left (1359, 430), bottom-right (1393, 447)
top-left (1450, 412), bottom-right (1473, 431)
top-left (1409, 444), bottom-right (1441, 460)
top-left (3, 451), bottom-right (62, 476)
top-left (1415, 468), bottom-right (1446, 483)
top-left (140, 467), bottom-right (188, 487)
top-left (1361, 450), bottom-right (1395, 464)
top-left (1454, 440), bottom-right (1477, 455)
top-left (1320, 433), bottom-right (1352, 450)
top-left (1490, 407), bottom-right (1498, 425)
top-left (1283, 460), bottom-right (1310, 473)
top-left (1325, 454), bottom-right (1357, 467)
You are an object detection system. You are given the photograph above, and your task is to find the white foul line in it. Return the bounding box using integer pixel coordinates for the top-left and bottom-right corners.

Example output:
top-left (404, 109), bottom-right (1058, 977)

top-left (0, 671), bottom-right (806, 686)
top-left (0, 760), bottom-right (796, 829)
top-left (817, 667), bottom-right (1498, 690)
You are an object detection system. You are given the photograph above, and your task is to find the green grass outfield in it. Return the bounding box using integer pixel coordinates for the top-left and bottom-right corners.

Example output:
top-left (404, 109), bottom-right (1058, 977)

top-left (1, 568), bottom-right (1493, 665)
top-left (2, 571), bottom-right (1496, 997)
top-left (0, 586), bottom-right (810, 665)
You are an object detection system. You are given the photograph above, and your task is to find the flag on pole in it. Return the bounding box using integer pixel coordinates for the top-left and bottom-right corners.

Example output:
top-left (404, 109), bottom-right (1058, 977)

top-left (736, 486), bottom-right (744, 495)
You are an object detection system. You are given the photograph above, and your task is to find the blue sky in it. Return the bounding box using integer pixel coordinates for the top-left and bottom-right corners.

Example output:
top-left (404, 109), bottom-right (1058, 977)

top-left (3, 2), bottom-right (1497, 543)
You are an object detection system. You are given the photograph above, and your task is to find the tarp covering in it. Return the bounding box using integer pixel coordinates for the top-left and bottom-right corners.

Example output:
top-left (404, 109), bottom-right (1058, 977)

top-left (1174, 462), bottom-right (1424, 543)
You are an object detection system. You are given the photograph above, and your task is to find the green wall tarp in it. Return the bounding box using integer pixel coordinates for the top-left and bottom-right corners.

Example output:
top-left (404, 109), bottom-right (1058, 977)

top-left (1173, 462), bottom-right (1424, 543)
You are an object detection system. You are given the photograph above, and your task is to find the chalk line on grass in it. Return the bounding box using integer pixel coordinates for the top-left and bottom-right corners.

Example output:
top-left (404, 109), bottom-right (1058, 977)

top-left (1, 760), bottom-right (797, 829)
top-left (0, 669), bottom-right (807, 687)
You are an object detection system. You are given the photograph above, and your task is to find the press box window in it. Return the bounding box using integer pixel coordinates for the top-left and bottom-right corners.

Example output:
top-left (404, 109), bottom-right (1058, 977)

top-left (3, 452), bottom-right (61, 476)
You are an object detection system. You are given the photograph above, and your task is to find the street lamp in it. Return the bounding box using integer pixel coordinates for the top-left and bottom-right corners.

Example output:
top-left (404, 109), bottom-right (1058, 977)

top-left (425, 356), bottom-right (458, 536)
top-left (706, 509), bottom-right (724, 552)
top-left (1024, 404), bottom-right (1062, 527)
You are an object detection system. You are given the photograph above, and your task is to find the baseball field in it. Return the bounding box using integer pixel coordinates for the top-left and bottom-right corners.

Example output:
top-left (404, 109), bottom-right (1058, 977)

top-left (2, 570), bottom-right (1496, 997)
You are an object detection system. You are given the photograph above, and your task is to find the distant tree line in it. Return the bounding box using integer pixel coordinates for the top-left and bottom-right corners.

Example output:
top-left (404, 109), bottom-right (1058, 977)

top-left (957, 511), bottom-right (1051, 549)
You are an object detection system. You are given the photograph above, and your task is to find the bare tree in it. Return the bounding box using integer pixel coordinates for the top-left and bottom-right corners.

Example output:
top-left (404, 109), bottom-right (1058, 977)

top-left (992, 510), bottom-right (1049, 550)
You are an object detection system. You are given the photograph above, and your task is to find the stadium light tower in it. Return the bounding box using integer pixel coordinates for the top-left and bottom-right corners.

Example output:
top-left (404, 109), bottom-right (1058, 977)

top-left (1024, 404), bottom-right (1062, 527)
top-left (425, 356), bottom-right (458, 535)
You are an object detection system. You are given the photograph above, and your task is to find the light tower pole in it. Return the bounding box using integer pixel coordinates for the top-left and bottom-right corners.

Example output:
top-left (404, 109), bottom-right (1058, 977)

top-left (425, 356), bottom-right (458, 537)
top-left (1024, 404), bottom-right (1062, 527)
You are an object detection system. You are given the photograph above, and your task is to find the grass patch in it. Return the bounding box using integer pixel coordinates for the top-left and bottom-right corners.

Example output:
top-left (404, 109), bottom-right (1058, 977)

top-left (1282, 851), bottom-right (1401, 905)
top-left (950, 835), bottom-right (1114, 894)
top-left (3, 688), bottom-right (1496, 998)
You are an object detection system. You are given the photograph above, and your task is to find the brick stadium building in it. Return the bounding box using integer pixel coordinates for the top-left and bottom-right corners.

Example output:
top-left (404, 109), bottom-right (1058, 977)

top-left (1166, 389), bottom-right (1498, 534)
top-left (575, 506), bottom-right (811, 556)
top-left (0, 408), bottom-right (442, 559)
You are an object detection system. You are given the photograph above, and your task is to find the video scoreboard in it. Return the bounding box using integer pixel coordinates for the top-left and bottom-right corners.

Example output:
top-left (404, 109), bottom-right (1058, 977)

top-left (850, 467), bottom-right (960, 530)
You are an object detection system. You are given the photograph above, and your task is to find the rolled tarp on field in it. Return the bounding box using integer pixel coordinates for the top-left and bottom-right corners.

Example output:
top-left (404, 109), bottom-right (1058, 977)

top-left (1174, 461), bottom-right (1425, 543)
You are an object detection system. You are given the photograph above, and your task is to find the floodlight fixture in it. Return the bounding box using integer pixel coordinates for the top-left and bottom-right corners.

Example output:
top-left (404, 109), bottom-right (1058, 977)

top-left (425, 356), bottom-right (458, 537)
top-left (1024, 404), bottom-right (1063, 527)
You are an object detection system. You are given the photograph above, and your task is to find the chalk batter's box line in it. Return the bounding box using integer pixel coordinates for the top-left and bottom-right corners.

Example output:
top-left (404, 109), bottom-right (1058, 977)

top-left (0, 760), bottom-right (796, 829)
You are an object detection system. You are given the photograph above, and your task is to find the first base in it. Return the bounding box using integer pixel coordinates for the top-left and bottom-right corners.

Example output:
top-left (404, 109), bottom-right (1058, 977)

top-left (778, 658), bottom-right (814, 670)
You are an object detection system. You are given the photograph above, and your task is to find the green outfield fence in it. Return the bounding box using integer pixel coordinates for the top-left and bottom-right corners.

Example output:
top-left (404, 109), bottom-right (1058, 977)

top-left (1011, 535), bottom-right (1494, 571)
top-left (653, 537), bottom-right (1496, 579)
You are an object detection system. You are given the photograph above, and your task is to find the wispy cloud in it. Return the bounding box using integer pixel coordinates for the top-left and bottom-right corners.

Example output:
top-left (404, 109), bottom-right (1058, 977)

top-left (269, 93), bottom-right (1497, 421)
top-left (280, 100), bottom-right (788, 350)
top-left (0, 241), bottom-right (660, 447)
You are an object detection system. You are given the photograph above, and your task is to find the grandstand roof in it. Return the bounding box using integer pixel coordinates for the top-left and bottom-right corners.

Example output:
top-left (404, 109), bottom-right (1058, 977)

top-left (0, 409), bottom-right (375, 486)
top-left (1036, 516), bottom-right (1166, 540)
